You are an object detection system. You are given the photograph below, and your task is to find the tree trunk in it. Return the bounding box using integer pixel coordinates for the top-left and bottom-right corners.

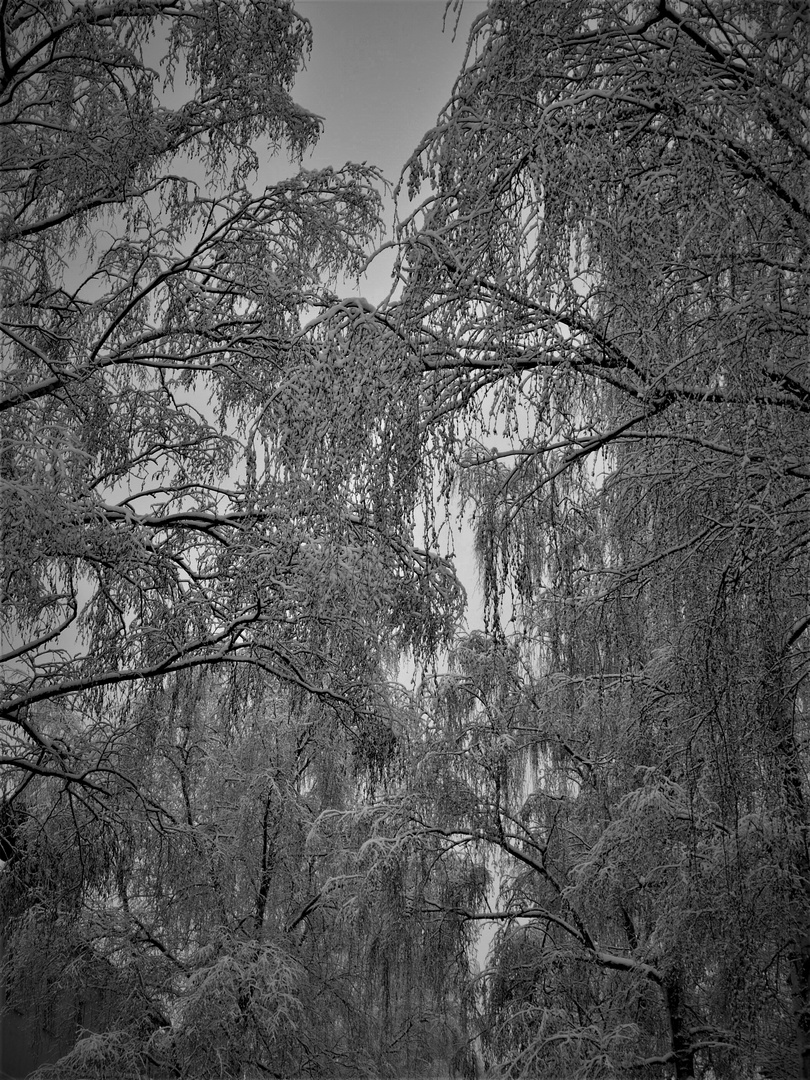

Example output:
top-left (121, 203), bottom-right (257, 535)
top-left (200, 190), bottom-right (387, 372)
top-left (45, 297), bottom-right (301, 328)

top-left (254, 791), bottom-right (275, 934)
top-left (789, 932), bottom-right (810, 1080)
top-left (769, 629), bottom-right (810, 1079)
top-left (664, 973), bottom-right (695, 1080)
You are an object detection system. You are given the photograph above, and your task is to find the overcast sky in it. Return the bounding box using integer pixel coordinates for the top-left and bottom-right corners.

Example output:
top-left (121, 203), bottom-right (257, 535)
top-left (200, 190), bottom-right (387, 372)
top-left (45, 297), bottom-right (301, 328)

top-left (295, 2), bottom-right (480, 179)
top-left (277, 0), bottom-right (486, 301)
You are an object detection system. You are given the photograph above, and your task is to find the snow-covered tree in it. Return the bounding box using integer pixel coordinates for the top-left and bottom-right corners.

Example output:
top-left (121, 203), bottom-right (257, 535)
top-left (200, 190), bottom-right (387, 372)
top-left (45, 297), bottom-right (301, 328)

top-left (1, 4), bottom-right (465, 1075)
top-left (381, 1), bottom-right (810, 1076)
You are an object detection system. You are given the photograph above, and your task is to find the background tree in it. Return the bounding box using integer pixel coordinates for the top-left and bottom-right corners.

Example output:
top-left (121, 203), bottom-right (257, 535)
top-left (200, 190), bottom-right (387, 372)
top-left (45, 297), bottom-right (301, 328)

top-left (374, 0), bottom-right (810, 1076)
top-left (3, 670), bottom-right (474, 1079)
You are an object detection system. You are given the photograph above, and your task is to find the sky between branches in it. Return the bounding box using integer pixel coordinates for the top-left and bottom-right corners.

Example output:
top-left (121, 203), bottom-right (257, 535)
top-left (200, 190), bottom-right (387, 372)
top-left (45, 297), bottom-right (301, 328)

top-left (267, 0), bottom-right (486, 302)
top-left (281, 1), bottom-right (490, 634)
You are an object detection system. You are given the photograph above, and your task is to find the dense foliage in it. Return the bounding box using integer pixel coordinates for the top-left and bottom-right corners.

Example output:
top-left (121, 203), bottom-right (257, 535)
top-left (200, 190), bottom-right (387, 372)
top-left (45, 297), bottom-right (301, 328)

top-left (1, 1), bottom-right (808, 1079)
top-left (385, 1), bottom-right (809, 1077)
top-left (0, 2), bottom-right (466, 1077)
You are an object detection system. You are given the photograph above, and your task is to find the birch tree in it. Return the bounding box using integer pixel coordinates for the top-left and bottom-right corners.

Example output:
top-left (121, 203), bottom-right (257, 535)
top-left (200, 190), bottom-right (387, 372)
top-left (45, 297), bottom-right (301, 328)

top-left (0, 0), bottom-right (459, 811)
top-left (0, 3), bottom-right (465, 1074)
top-left (382, 0), bottom-right (810, 1076)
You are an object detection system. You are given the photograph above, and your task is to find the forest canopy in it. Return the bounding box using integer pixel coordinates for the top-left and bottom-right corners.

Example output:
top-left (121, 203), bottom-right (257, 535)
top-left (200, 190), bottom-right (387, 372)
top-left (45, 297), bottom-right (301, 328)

top-left (1, 2), bottom-right (808, 1079)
